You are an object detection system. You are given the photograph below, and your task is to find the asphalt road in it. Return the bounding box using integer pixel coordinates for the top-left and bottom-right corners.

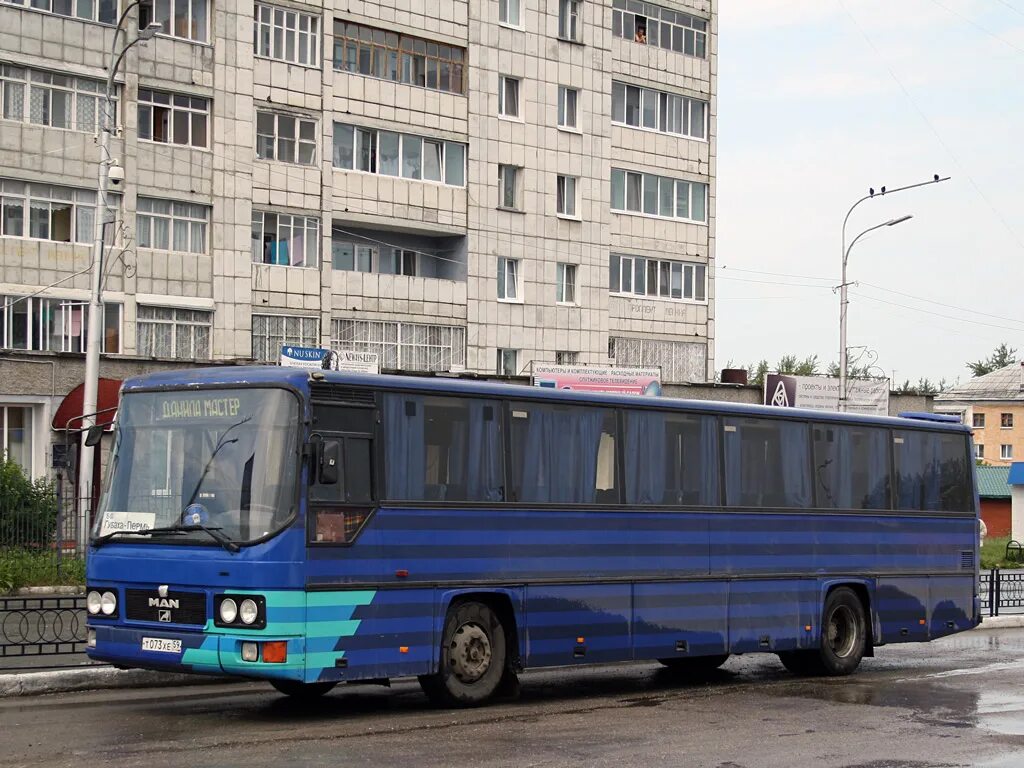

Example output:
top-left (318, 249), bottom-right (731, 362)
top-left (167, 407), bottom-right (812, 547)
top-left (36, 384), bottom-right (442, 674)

top-left (3, 630), bottom-right (1024, 768)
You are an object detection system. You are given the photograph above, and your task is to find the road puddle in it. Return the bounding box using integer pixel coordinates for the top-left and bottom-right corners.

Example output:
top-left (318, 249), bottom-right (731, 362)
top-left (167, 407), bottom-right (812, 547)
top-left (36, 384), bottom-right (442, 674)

top-left (976, 691), bottom-right (1024, 736)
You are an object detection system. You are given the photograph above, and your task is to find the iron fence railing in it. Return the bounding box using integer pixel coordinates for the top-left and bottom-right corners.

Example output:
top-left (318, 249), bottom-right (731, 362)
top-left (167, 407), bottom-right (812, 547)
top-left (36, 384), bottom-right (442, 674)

top-left (981, 569), bottom-right (1024, 617)
top-left (0, 594), bottom-right (88, 665)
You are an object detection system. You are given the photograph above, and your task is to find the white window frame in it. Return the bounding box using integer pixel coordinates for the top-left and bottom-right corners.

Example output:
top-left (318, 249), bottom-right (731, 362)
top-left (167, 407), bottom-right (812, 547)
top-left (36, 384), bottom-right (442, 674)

top-left (498, 165), bottom-right (522, 211)
top-left (498, 0), bottom-right (522, 28)
top-left (1001, 444), bottom-right (1013, 461)
top-left (610, 168), bottom-right (708, 224)
top-left (332, 123), bottom-right (467, 187)
top-left (498, 75), bottom-right (521, 119)
top-left (143, 0), bottom-right (211, 44)
top-left (556, 263), bottom-right (577, 304)
top-left (0, 0), bottom-right (117, 23)
top-left (331, 239), bottom-right (376, 273)
top-left (612, 81), bottom-right (707, 141)
top-left (256, 110), bottom-right (317, 165)
top-left (136, 198), bottom-right (210, 255)
top-left (0, 294), bottom-right (121, 353)
top-left (555, 351), bottom-right (579, 365)
top-left (611, 0), bottom-right (708, 59)
top-left (975, 443), bottom-right (984, 459)
top-left (0, 64), bottom-right (113, 133)
top-left (0, 403), bottom-right (37, 477)
top-left (556, 175), bottom-right (578, 218)
top-left (253, 3), bottom-right (320, 67)
top-left (558, 0), bottom-right (583, 42)
top-left (497, 348), bottom-right (519, 376)
top-left (609, 253), bottom-right (708, 304)
top-left (137, 89), bottom-right (210, 149)
top-left (136, 305), bottom-right (213, 360)
top-left (251, 313), bottom-right (320, 362)
top-left (497, 257), bottom-right (521, 302)
top-left (557, 85), bottom-right (579, 130)
top-left (1001, 413), bottom-right (1014, 429)
top-left (331, 319), bottom-right (467, 372)
top-left (0, 179), bottom-right (119, 244)
top-left (251, 210), bottom-right (321, 268)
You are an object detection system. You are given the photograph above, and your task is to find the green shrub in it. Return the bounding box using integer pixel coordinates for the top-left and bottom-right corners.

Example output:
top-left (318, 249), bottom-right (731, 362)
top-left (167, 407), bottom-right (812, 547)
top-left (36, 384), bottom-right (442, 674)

top-left (0, 458), bottom-right (58, 548)
top-left (0, 550), bottom-right (85, 593)
top-left (981, 535), bottom-right (1023, 570)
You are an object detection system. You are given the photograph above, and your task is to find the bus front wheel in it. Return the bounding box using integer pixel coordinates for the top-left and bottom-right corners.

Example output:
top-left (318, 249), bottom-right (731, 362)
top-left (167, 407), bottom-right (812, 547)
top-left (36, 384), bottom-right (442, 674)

top-left (269, 679), bottom-right (337, 699)
top-left (780, 587), bottom-right (867, 677)
top-left (418, 601), bottom-right (507, 707)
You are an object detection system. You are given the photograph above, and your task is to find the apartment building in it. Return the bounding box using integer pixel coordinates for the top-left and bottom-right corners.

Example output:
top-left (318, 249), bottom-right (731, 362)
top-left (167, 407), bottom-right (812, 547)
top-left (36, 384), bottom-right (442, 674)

top-left (936, 363), bottom-right (1024, 466)
top-left (0, 0), bottom-right (717, 479)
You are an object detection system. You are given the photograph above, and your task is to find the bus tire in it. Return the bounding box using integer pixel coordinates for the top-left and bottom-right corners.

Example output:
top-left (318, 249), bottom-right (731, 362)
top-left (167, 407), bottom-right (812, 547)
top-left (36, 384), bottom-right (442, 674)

top-left (781, 587), bottom-right (867, 677)
top-left (658, 654), bottom-right (729, 675)
top-left (269, 679), bottom-right (337, 699)
top-left (418, 601), bottom-right (506, 708)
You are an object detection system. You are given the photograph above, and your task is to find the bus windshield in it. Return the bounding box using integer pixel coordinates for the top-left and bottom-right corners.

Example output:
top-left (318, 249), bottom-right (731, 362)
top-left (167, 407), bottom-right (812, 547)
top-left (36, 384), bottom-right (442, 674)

top-left (93, 388), bottom-right (300, 546)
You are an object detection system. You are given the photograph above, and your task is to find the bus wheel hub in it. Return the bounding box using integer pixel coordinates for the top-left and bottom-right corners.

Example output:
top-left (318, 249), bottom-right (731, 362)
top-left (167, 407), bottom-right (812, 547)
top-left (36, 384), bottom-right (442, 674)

top-left (450, 623), bottom-right (491, 683)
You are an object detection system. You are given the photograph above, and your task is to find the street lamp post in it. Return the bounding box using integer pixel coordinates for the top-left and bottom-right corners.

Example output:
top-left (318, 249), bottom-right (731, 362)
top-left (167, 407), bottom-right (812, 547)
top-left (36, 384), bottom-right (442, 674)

top-left (837, 175), bottom-right (950, 411)
top-left (77, 7), bottom-right (160, 551)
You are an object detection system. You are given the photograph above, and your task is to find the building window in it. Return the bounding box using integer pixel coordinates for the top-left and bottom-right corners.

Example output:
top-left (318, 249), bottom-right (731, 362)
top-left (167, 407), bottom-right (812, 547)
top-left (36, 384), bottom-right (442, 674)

top-left (0, 179), bottom-right (118, 244)
top-left (611, 0), bottom-right (707, 58)
top-left (499, 0), bottom-right (521, 27)
top-left (252, 314), bottom-right (319, 362)
top-left (141, 0), bottom-right (209, 43)
top-left (137, 89), bottom-right (209, 148)
top-left (136, 198), bottom-right (209, 254)
top-left (1001, 444), bottom-right (1013, 461)
top-left (251, 211), bottom-right (320, 267)
top-left (558, 0), bottom-right (582, 42)
top-left (499, 75), bottom-right (520, 118)
top-left (973, 413), bottom-right (985, 428)
top-left (333, 124), bottom-right (466, 186)
top-left (0, 65), bottom-right (112, 133)
top-left (498, 165), bottom-right (522, 210)
top-left (497, 257), bottom-right (520, 301)
top-left (610, 168), bottom-right (708, 223)
top-left (256, 111), bottom-right (317, 165)
top-left (331, 319), bottom-right (466, 372)
top-left (612, 81), bottom-right (707, 140)
top-left (0, 405), bottom-right (33, 475)
top-left (0, 0), bottom-right (116, 24)
top-left (556, 263), bottom-right (577, 304)
top-left (137, 306), bottom-right (212, 360)
top-left (555, 351), bottom-right (578, 365)
top-left (332, 21), bottom-right (466, 95)
top-left (1002, 413), bottom-right (1014, 428)
top-left (609, 335), bottom-right (706, 383)
top-left (975, 443), bottom-right (984, 459)
top-left (253, 3), bottom-right (320, 66)
top-left (497, 348), bottom-right (518, 376)
top-left (331, 240), bottom-right (375, 273)
top-left (556, 175), bottom-right (578, 217)
top-left (0, 296), bottom-right (120, 353)
top-left (610, 254), bottom-right (707, 302)
top-left (557, 85), bottom-right (578, 129)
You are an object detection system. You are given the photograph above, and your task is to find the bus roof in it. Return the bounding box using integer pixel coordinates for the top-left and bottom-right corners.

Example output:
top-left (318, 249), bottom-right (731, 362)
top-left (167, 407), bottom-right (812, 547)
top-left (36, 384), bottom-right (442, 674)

top-left (122, 366), bottom-right (971, 433)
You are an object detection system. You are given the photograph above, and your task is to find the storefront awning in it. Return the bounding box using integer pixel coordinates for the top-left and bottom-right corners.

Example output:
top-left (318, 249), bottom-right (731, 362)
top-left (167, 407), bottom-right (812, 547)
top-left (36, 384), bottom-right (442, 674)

top-left (51, 378), bottom-right (123, 431)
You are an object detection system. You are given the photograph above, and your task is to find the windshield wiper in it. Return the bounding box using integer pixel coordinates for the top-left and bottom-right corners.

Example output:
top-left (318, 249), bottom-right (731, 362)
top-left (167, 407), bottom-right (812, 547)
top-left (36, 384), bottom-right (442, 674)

top-left (183, 416), bottom-right (253, 510)
top-left (92, 523), bottom-right (240, 553)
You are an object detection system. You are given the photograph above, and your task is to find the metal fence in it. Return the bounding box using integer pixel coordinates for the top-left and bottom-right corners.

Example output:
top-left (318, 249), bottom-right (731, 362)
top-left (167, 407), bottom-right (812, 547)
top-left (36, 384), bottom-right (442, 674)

top-left (980, 569), bottom-right (1024, 617)
top-left (1, 459), bottom-right (86, 565)
top-left (0, 594), bottom-right (89, 668)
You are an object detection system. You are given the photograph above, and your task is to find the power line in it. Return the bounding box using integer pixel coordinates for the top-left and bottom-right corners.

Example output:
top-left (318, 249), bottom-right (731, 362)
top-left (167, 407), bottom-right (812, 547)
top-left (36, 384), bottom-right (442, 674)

top-left (719, 265), bottom-right (836, 283)
top-left (716, 275), bottom-right (832, 289)
top-left (925, 0), bottom-right (1024, 55)
top-left (858, 280), bottom-right (1024, 329)
top-left (849, 291), bottom-right (1024, 333)
top-left (991, 0), bottom-right (1024, 20)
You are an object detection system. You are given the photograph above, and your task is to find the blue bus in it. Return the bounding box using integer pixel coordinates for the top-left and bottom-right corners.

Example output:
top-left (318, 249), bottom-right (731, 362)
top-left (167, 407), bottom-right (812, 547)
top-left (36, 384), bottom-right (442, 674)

top-left (85, 367), bottom-right (980, 705)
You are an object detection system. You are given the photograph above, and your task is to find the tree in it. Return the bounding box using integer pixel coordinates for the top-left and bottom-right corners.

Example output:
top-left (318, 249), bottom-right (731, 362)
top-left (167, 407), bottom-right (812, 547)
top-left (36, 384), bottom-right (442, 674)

top-left (0, 458), bottom-right (57, 549)
top-left (737, 355), bottom-right (819, 388)
top-left (966, 343), bottom-right (1017, 377)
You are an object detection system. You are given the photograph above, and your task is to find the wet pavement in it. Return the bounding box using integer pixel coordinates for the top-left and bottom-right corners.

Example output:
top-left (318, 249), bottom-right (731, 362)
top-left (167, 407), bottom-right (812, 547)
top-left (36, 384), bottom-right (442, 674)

top-left (3, 629), bottom-right (1024, 768)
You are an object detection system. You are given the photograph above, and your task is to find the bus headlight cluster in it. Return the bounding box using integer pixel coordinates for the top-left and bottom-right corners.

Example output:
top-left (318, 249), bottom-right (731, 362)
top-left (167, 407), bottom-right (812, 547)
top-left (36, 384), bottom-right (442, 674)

top-left (86, 588), bottom-right (118, 617)
top-left (215, 594), bottom-right (265, 629)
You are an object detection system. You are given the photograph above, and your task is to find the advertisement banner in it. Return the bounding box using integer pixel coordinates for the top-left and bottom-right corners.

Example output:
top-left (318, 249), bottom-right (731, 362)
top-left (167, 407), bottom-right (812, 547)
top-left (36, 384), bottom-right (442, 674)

top-left (280, 346), bottom-right (330, 369)
top-left (531, 363), bottom-right (662, 396)
top-left (328, 350), bottom-right (380, 374)
top-left (764, 374), bottom-right (889, 416)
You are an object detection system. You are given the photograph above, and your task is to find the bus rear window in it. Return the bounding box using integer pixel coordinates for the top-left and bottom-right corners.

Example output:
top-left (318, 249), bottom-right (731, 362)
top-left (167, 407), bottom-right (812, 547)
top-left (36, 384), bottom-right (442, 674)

top-left (893, 430), bottom-right (971, 512)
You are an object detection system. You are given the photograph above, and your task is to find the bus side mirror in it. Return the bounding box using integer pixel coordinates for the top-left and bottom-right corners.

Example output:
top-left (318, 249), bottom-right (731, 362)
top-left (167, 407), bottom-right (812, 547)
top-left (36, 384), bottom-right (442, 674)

top-left (84, 425), bottom-right (104, 447)
top-left (318, 440), bottom-right (340, 485)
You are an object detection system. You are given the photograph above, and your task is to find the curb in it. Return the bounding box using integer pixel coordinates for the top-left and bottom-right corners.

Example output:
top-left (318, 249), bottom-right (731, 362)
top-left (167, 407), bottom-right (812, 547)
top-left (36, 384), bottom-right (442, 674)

top-left (973, 614), bottom-right (1024, 630)
top-left (0, 667), bottom-right (238, 698)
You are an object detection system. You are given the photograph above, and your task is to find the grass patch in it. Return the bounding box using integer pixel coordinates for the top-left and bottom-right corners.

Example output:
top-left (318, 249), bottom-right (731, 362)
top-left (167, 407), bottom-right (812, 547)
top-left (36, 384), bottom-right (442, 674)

top-left (0, 549), bottom-right (85, 593)
top-left (981, 536), bottom-right (1024, 570)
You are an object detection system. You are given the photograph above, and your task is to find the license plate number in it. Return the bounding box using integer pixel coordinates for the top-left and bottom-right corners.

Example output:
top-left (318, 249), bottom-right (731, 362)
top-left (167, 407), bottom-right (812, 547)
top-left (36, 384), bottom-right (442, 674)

top-left (141, 637), bottom-right (182, 654)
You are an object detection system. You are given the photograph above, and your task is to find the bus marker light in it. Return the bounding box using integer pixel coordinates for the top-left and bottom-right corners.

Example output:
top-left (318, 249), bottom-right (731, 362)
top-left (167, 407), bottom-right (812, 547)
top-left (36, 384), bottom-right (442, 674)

top-left (87, 629), bottom-right (96, 648)
top-left (576, 637), bottom-right (585, 644)
top-left (241, 642), bottom-right (259, 662)
top-left (919, 619), bottom-right (926, 626)
top-left (399, 646), bottom-right (409, 654)
top-left (395, 569), bottom-right (409, 578)
top-left (805, 625), bottom-right (812, 632)
top-left (262, 641), bottom-right (288, 663)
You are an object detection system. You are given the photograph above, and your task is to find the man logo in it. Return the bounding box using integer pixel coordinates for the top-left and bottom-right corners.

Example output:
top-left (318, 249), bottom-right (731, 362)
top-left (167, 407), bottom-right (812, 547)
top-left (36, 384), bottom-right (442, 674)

top-left (158, 610), bottom-right (172, 623)
top-left (149, 597), bottom-right (180, 609)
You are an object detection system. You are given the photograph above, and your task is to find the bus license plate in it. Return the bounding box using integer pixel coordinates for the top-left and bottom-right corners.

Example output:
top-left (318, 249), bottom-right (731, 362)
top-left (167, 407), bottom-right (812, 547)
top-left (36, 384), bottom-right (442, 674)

top-left (141, 637), bottom-right (182, 654)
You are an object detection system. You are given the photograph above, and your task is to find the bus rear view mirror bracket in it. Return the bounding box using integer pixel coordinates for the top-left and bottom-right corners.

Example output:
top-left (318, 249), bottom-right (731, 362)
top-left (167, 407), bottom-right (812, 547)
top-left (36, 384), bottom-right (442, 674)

top-left (318, 440), bottom-right (341, 485)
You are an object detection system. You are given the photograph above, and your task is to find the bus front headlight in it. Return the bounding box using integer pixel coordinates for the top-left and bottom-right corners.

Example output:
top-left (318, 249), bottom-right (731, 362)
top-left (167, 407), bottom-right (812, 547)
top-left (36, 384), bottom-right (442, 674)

top-left (86, 591), bottom-right (102, 615)
top-left (100, 591), bottom-right (117, 616)
top-left (219, 598), bottom-right (238, 624)
top-left (239, 599), bottom-right (259, 625)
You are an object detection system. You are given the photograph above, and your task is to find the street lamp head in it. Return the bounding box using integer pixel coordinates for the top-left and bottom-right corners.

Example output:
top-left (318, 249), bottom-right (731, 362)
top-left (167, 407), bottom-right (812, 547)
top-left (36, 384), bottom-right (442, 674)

top-left (886, 214), bottom-right (913, 227)
top-left (138, 22), bottom-right (162, 41)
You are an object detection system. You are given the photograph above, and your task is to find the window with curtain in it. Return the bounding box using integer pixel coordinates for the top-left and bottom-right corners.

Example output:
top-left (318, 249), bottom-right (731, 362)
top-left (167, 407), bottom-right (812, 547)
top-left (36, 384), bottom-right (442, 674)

top-left (723, 417), bottom-right (811, 508)
top-left (812, 424), bottom-right (890, 510)
top-left (894, 430), bottom-right (970, 512)
top-left (383, 395), bottom-right (504, 502)
top-left (508, 403), bottom-right (617, 504)
top-left (623, 410), bottom-right (718, 506)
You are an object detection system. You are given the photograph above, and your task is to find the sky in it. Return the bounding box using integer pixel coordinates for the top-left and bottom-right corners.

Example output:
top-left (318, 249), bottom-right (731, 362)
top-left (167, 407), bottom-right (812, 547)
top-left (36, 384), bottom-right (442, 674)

top-left (715, 0), bottom-right (1024, 387)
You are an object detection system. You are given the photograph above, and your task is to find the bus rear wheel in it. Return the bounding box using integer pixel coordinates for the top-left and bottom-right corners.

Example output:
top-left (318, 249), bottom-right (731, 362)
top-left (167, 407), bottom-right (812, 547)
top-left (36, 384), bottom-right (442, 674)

top-left (780, 587), bottom-right (867, 677)
top-left (418, 601), bottom-right (507, 707)
top-left (269, 679), bottom-right (337, 699)
top-left (658, 654), bottom-right (730, 675)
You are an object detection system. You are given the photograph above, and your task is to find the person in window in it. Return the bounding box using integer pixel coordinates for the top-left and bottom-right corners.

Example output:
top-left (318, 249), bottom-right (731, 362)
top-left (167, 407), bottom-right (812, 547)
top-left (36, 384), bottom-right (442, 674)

top-left (635, 23), bottom-right (647, 44)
